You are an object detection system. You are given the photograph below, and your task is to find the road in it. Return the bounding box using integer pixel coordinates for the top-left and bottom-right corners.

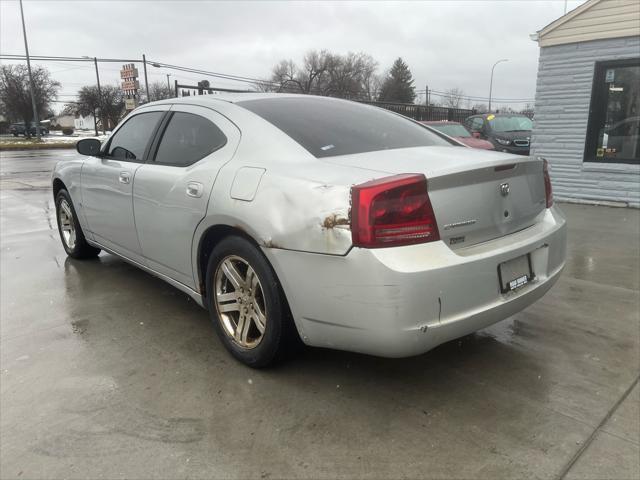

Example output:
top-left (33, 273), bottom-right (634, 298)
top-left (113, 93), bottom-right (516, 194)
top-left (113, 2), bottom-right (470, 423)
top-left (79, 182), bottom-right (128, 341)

top-left (1, 149), bottom-right (638, 479)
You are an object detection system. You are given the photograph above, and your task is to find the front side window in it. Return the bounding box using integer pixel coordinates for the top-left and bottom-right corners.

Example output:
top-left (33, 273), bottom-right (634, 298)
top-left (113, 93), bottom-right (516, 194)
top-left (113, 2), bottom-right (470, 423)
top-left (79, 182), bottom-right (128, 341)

top-left (487, 116), bottom-right (532, 133)
top-left (585, 59), bottom-right (640, 164)
top-left (107, 111), bottom-right (164, 161)
top-left (238, 96), bottom-right (453, 158)
top-left (154, 112), bottom-right (227, 166)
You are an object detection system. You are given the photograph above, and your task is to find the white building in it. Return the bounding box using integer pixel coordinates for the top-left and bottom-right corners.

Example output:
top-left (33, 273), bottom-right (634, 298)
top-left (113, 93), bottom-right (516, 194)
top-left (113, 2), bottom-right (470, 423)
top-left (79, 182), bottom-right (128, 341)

top-left (74, 115), bottom-right (96, 131)
top-left (530, 0), bottom-right (640, 207)
top-left (51, 114), bottom-right (75, 128)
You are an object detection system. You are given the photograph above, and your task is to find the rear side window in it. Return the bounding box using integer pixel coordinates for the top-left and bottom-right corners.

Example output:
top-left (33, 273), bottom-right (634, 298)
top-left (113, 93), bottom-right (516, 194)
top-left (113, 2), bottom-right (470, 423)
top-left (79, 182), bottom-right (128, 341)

top-left (107, 111), bottom-right (164, 161)
top-left (238, 97), bottom-right (453, 158)
top-left (154, 112), bottom-right (227, 166)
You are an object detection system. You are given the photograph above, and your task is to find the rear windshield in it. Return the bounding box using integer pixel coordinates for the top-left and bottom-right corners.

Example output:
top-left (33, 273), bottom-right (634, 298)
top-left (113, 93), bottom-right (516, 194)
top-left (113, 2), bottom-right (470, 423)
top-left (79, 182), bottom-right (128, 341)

top-left (237, 96), bottom-right (453, 158)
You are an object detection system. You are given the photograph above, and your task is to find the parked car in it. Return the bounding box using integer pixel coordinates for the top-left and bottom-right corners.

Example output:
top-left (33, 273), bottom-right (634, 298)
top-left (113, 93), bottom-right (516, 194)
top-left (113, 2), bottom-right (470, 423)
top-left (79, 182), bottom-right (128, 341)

top-left (420, 121), bottom-right (494, 150)
top-left (464, 113), bottom-right (532, 155)
top-left (53, 94), bottom-right (566, 367)
top-left (9, 122), bottom-right (49, 137)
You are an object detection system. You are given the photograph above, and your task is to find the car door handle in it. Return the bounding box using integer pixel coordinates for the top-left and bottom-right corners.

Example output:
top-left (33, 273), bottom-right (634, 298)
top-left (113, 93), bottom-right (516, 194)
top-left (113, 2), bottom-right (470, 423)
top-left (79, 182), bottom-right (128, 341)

top-left (118, 172), bottom-right (131, 184)
top-left (186, 181), bottom-right (204, 198)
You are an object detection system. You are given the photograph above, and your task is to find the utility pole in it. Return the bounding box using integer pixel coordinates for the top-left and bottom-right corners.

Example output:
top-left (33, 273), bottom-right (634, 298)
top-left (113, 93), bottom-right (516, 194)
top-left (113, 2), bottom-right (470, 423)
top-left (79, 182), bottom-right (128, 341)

top-left (93, 57), bottom-right (104, 135)
top-left (488, 59), bottom-right (508, 113)
top-left (166, 73), bottom-right (172, 91)
top-left (425, 85), bottom-right (429, 106)
top-left (142, 54), bottom-right (150, 103)
top-left (18, 0), bottom-right (40, 140)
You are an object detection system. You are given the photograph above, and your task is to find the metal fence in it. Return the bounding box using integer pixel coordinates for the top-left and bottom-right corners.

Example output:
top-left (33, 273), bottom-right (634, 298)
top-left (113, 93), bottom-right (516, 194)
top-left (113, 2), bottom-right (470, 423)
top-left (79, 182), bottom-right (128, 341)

top-left (172, 84), bottom-right (478, 123)
top-left (358, 101), bottom-right (476, 123)
top-left (174, 81), bottom-right (250, 98)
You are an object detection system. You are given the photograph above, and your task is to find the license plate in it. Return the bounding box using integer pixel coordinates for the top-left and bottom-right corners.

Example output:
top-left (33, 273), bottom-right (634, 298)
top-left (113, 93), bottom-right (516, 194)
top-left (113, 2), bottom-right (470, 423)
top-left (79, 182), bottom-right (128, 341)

top-left (498, 254), bottom-right (533, 293)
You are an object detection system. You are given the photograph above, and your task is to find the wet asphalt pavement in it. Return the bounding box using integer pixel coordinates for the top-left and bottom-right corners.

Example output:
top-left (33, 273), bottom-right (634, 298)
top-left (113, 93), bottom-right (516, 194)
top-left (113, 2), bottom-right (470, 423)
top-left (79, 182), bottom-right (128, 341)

top-left (1, 149), bottom-right (639, 479)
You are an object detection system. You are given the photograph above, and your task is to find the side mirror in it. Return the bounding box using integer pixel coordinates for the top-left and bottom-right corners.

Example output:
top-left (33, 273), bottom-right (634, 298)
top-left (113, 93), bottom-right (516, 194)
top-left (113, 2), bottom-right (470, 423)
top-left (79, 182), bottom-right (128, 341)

top-left (472, 131), bottom-right (481, 139)
top-left (76, 138), bottom-right (102, 156)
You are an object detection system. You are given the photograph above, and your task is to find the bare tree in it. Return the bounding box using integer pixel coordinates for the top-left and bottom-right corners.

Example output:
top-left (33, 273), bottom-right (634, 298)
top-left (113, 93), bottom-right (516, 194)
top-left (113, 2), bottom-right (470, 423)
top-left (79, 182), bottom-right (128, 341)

top-left (472, 103), bottom-right (489, 113)
top-left (64, 85), bottom-right (124, 134)
top-left (149, 81), bottom-right (173, 101)
top-left (441, 87), bottom-right (465, 109)
top-left (300, 50), bottom-right (332, 94)
top-left (271, 59), bottom-right (302, 93)
top-left (268, 50), bottom-right (380, 100)
top-left (0, 64), bottom-right (60, 137)
top-left (326, 52), bottom-right (378, 99)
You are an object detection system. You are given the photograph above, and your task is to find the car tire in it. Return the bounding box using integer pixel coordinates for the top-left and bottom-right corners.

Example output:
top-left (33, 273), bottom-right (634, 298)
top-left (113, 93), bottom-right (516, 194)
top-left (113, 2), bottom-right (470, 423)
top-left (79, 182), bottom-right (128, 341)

top-left (55, 189), bottom-right (101, 259)
top-left (205, 235), bottom-right (299, 368)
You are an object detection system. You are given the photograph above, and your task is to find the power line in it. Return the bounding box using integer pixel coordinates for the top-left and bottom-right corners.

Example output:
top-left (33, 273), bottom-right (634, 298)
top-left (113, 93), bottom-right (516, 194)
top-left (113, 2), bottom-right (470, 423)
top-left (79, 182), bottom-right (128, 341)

top-left (2, 53), bottom-right (536, 104)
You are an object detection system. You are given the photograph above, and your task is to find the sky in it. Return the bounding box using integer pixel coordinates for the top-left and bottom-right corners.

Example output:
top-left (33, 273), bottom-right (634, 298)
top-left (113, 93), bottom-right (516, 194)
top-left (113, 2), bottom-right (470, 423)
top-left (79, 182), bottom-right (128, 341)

top-left (0, 0), bottom-right (587, 112)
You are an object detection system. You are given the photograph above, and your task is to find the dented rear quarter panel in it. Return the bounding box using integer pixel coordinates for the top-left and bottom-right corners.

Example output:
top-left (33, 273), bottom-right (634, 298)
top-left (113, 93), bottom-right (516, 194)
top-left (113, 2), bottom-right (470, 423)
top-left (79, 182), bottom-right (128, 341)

top-left (190, 101), bottom-right (391, 282)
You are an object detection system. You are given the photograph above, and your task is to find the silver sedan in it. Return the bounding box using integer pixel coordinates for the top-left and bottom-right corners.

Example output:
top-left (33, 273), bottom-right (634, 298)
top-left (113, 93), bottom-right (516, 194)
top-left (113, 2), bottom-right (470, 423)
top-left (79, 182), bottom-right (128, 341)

top-left (53, 94), bottom-right (566, 367)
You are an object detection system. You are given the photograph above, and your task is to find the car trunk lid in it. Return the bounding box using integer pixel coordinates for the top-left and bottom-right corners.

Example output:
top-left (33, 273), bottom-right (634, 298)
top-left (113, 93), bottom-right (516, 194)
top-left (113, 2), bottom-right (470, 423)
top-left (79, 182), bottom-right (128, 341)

top-left (322, 146), bottom-right (547, 248)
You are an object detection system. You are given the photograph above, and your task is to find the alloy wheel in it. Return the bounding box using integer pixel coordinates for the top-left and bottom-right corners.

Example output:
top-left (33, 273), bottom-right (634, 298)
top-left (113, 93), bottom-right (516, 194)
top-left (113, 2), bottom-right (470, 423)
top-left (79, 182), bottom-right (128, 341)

top-left (214, 255), bottom-right (267, 349)
top-left (58, 199), bottom-right (76, 250)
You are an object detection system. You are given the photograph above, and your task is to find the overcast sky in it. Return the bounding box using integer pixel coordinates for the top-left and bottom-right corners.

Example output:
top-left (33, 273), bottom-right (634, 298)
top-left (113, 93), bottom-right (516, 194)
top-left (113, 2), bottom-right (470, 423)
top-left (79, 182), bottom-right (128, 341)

top-left (1, 0), bottom-right (586, 111)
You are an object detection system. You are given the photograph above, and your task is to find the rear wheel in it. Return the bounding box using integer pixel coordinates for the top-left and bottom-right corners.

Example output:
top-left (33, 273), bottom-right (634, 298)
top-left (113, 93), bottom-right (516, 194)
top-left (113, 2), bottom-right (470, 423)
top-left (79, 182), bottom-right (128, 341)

top-left (55, 189), bottom-right (100, 259)
top-left (206, 236), bottom-right (296, 368)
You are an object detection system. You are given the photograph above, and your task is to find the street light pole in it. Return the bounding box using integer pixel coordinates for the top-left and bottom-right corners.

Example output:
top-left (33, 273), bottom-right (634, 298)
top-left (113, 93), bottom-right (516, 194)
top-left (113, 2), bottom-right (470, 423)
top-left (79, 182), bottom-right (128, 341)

top-left (18, 0), bottom-right (40, 140)
top-left (488, 59), bottom-right (508, 113)
top-left (93, 57), bottom-right (104, 134)
top-left (142, 54), bottom-right (150, 103)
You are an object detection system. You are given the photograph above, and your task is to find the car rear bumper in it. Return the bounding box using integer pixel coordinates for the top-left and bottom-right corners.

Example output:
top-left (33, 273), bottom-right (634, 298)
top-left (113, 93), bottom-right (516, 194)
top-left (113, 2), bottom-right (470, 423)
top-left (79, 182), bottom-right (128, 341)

top-left (264, 205), bottom-right (567, 358)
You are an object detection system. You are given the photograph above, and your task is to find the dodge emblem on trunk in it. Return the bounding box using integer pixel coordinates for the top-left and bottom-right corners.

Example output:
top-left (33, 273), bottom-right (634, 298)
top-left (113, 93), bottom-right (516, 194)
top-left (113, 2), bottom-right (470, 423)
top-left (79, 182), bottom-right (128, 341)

top-left (500, 182), bottom-right (510, 196)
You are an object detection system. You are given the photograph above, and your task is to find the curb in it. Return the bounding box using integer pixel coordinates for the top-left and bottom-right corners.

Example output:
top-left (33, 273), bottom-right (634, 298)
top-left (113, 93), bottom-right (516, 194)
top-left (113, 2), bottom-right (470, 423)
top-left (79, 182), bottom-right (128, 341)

top-left (0, 143), bottom-right (77, 151)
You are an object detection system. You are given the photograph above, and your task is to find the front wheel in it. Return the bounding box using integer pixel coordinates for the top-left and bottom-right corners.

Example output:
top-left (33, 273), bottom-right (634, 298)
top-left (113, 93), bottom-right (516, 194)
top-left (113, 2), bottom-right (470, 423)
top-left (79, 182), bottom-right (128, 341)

top-left (55, 189), bottom-right (100, 259)
top-left (206, 236), bottom-right (297, 368)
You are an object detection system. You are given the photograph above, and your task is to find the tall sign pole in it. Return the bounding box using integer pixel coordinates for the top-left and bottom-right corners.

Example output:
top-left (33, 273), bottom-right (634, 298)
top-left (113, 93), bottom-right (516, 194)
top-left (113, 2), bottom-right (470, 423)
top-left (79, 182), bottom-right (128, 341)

top-left (120, 63), bottom-right (140, 113)
top-left (18, 0), bottom-right (40, 140)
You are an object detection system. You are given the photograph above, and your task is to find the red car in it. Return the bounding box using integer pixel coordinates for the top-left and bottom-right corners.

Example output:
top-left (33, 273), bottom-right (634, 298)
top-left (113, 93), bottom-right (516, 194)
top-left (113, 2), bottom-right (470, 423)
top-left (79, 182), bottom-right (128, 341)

top-left (420, 121), bottom-right (494, 150)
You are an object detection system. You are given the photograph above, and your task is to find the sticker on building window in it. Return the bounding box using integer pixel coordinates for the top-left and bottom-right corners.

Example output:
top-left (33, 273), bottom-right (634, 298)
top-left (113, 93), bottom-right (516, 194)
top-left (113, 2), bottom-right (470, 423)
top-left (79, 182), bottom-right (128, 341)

top-left (605, 69), bottom-right (615, 83)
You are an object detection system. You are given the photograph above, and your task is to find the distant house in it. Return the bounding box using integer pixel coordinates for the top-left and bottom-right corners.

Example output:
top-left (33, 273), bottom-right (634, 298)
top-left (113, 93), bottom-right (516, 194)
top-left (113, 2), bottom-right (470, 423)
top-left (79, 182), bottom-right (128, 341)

top-left (74, 115), bottom-right (96, 131)
top-left (530, 0), bottom-right (639, 207)
top-left (51, 114), bottom-right (75, 128)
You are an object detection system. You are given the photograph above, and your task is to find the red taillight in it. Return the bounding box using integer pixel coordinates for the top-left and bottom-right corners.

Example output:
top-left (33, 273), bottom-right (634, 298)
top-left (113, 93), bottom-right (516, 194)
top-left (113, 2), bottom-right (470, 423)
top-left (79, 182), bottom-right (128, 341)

top-left (543, 159), bottom-right (553, 208)
top-left (351, 174), bottom-right (440, 248)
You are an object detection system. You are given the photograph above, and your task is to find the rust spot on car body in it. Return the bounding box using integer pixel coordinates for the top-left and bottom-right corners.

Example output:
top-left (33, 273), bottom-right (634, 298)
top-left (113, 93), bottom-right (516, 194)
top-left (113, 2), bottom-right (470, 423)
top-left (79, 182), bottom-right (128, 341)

top-left (262, 239), bottom-right (281, 249)
top-left (322, 214), bottom-right (350, 229)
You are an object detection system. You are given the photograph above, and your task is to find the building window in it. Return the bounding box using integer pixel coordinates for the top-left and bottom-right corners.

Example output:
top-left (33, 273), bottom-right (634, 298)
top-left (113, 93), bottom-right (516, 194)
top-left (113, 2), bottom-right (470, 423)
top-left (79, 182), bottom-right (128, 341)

top-left (584, 59), bottom-right (639, 165)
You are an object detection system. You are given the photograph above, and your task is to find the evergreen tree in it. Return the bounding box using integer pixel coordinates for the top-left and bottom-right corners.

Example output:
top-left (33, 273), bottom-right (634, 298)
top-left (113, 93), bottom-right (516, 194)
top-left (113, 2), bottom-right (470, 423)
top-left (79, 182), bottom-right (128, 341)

top-left (378, 58), bottom-right (416, 103)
